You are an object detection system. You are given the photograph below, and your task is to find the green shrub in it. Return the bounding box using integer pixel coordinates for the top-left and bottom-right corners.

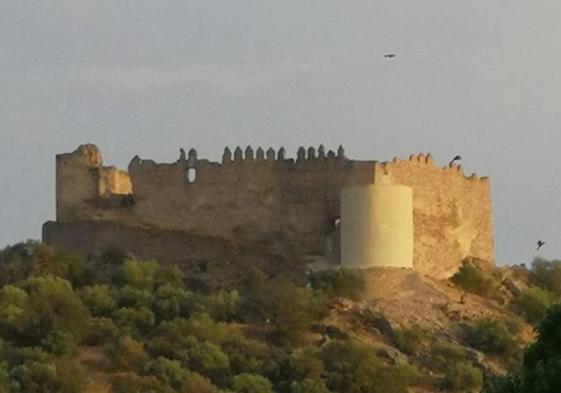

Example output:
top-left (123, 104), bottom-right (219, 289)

top-left (118, 259), bottom-right (160, 291)
top-left (309, 269), bottom-right (365, 300)
top-left (146, 356), bottom-right (190, 389)
top-left (40, 330), bottom-right (77, 356)
top-left (232, 373), bottom-right (274, 393)
top-left (181, 372), bottom-right (217, 393)
top-left (109, 336), bottom-right (148, 371)
top-left (113, 372), bottom-right (174, 393)
top-left (153, 285), bottom-right (192, 322)
top-left (393, 325), bottom-right (425, 355)
top-left (487, 304), bottom-right (561, 393)
top-left (84, 317), bottom-right (119, 345)
top-left (320, 340), bottom-right (417, 393)
top-left (442, 361), bottom-right (483, 392)
top-left (9, 358), bottom-right (87, 393)
top-left (514, 287), bottom-right (554, 324)
top-left (531, 258), bottom-right (561, 296)
top-left (79, 284), bottom-right (117, 316)
top-left (451, 261), bottom-right (495, 296)
top-left (465, 318), bottom-right (517, 355)
top-left (112, 306), bottom-right (155, 335)
top-left (430, 342), bottom-right (483, 392)
top-left (117, 286), bottom-right (153, 309)
top-left (186, 340), bottom-right (230, 384)
top-left (198, 290), bottom-right (241, 322)
top-left (290, 378), bottom-right (330, 393)
top-left (184, 312), bottom-right (229, 345)
top-left (430, 341), bottom-right (468, 371)
top-left (0, 276), bottom-right (91, 347)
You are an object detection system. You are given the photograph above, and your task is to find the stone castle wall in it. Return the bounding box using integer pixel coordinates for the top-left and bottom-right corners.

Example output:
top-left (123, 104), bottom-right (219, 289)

top-left (374, 154), bottom-right (494, 277)
top-left (47, 145), bottom-right (495, 278)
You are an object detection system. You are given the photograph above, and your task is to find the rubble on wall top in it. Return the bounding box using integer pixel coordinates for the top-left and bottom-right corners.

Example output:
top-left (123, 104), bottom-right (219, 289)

top-left (79, 144), bottom-right (489, 183)
top-left (378, 153), bottom-right (488, 182)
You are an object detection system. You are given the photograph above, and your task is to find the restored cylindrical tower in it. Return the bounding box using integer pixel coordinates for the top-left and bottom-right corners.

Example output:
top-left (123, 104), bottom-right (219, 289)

top-left (341, 184), bottom-right (413, 268)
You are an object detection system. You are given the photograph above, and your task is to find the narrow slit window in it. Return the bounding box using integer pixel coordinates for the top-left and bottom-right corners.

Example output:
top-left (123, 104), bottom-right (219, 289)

top-left (186, 168), bottom-right (197, 183)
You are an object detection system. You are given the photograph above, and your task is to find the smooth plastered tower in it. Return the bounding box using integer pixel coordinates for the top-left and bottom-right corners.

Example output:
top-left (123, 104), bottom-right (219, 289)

top-left (341, 184), bottom-right (414, 268)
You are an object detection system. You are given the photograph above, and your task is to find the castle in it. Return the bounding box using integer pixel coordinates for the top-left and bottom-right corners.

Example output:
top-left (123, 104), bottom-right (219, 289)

top-left (43, 144), bottom-right (494, 279)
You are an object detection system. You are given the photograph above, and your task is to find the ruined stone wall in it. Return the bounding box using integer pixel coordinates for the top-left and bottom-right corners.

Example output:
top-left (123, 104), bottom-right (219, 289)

top-left (59, 145), bottom-right (374, 255)
top-left (56, 145), bottom-right (132, 222)
top-left (98, 167), bottom-right (132, 196)
top-left (373, 154), bottom-right (494, 278)
top-left (50, 145), bottom-right (494, 278)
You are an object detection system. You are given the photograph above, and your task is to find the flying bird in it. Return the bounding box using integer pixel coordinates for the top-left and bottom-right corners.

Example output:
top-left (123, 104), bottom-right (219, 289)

top-left (449, 155), bottom-right (462, 166)
top-left (384, 53), bottom-right (396, 59)
top-left (537, 240), bottom-right (546, 251)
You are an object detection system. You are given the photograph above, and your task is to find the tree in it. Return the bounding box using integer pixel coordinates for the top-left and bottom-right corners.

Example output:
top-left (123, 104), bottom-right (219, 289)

top-left (109, 336), bottom-right (148, 372)
top-left (514, 287), bottom-right (553, 324)
top-left (118, 259), bottom-right (160, 291)
top-left (147, 357), bottom-right (190, 390)
top-left (451, 261), bottom-right (494, 296)
top-left (231, 373), bottom-right (274, 393)
top-left (79, 284), bottom-right (117, 316)
top-left (485, 305), bottom-right (561, 393)
top-left (531, 258), bottom-right (561, 296)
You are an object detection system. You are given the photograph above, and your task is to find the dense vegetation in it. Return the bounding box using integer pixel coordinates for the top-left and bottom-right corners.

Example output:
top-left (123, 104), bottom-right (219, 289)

top-left (3, 240), bottom-right (561, 393)
top-left (486, 304), bottom-right (561, 393)
top-left (0, 241), bottom-right (419, 393)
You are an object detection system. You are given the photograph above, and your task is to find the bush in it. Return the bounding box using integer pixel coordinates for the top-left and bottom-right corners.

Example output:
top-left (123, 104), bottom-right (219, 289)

top-left (198, 290), bottom-right (241, 322)
top-left (309, 269), bottom-right (365, 300)
top-left (40, 330), bottom-right (77, 356)
top-left (180, 372), bottom-right (217, 393)
top-left (153, 285), bottom-right (192, 322)
top-left (84, 317), bottom-right (119, 345)
top-left (232, 373), bottom-right (274, 393)
top-left (112, 306), bottom-right (155, 336)
top-left (186, 339), bottom-right (230, 384)
top-left (0, 276), bottom-right (91, 347)
top-left (118, 259), bottom-right (160, 291)
top-left (484, 304), bottom-right (561, 392)
top-left (451, 261), bottom-right (495, 296)
top-left (393, 325), bottom-right (425, 355)
top-left (531, 258), bottom-right (561, 296)
top-left (9, 358), bottom-right (87, 393)
top-left (109, 336), bottom-right (148, 371)
top-left (442, 361), bottom-right (483, 392)
top-left (465, 318), bottom-right (517, 355)
top-left (290, 378), bottom-right (330, 393)
top-left (320, 340), bottom-right (417, 393)
top-left (113, 372), bottom-right (174, 393)
top-left (514, 287), bottom-right (554, 324)
top-left (146, 356), bottom-right (190, 389)
top-left (79, 284), bottom-right (117, 316)
top-left (430, 341), bottom-right (468, 371)
top-left (430, 342), bottom-right (483, 392)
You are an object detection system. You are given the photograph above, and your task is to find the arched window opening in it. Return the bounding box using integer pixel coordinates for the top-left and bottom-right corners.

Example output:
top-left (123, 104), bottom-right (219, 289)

top-left (186, 168), bottom-right (197, 184)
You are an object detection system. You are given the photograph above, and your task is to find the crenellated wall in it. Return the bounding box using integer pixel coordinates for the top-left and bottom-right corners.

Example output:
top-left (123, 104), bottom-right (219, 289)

top-left (47, 144), bottom-right (494, 278)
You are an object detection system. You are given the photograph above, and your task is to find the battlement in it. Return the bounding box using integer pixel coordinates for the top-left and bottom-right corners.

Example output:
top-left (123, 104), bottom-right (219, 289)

top-left (47, 144), bottom-right (495, 279)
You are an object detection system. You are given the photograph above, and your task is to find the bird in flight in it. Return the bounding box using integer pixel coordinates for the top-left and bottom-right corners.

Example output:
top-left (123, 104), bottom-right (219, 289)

top-left (537, 240), bottom-right (546, 251)
top-left (384, 53), bottom-right (396, 59)
top-left (449, 155), bottom-right (462, 166)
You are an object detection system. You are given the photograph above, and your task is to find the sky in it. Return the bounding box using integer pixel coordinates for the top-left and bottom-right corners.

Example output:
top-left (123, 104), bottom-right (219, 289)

top-left (1, 0), bottom-right (561, 265)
